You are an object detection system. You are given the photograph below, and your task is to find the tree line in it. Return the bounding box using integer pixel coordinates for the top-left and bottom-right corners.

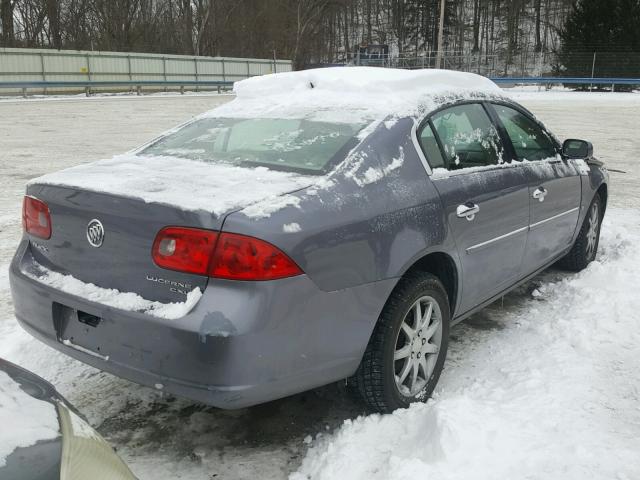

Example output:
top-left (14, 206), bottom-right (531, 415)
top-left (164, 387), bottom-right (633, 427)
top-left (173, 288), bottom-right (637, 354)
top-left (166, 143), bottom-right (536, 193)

top-left (0, 0), bottom-right (638, 76)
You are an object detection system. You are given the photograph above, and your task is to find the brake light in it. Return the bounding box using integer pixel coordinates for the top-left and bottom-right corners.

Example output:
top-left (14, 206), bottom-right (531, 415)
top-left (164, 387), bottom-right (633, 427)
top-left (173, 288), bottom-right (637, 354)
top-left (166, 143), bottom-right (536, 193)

top-left (152, 227), bottom-right (218, 275)
top-left (22, 196), bottom-right (52, 239)
top-left (151, 227), bottom-right (302, 281)
top-left (210, 232), bottom-right (303, 280)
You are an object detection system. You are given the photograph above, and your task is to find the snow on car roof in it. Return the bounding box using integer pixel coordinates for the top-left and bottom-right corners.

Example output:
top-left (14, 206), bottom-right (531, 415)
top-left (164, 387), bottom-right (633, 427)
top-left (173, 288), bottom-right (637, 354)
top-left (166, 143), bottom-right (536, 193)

top-left (235, 67), bottom-right (500, 98)
top-left (206, 67), bottom-right (506, 124)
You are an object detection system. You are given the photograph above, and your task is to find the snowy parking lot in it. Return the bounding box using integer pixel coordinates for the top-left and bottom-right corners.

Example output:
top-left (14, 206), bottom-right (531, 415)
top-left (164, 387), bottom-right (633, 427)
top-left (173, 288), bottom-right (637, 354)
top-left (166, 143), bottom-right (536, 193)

top-left (1, 91), bottom-right (640, 479)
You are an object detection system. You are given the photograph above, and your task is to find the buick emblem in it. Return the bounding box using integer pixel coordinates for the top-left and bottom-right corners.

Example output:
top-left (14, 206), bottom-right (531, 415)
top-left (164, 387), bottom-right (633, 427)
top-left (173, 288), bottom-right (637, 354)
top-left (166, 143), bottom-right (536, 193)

top-left (86, 219), bottom-right (105, 248)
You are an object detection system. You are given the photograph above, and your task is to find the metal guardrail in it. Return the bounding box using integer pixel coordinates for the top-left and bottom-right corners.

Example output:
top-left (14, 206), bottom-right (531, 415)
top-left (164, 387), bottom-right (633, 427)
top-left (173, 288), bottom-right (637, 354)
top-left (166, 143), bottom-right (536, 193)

top-left (490, 77), bottom-right (640, 90)
top-left (0, 47), bottom-right (293, 96)
top-left (2, 76), bottom-right (638, 97)
top-left (0, 79), bottom-right (235, 96)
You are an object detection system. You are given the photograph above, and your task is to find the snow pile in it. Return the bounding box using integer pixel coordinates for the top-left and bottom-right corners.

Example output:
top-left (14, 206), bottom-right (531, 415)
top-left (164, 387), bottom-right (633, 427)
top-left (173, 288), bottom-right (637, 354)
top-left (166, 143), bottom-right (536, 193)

top-left (234, 67), bottom-right (500, 99)
top-left (24, 262), bottom-right (202, 320)
top-left (30, 154), bottom-right (313, 215)
top-left (0, 371), bottom-right (60, 467)
top-left (292, 208), bottom-right (640, 480)
top-left (283, 223), bottom-right (302, 233)
top-left (210, 67), bottom-right (507, 124)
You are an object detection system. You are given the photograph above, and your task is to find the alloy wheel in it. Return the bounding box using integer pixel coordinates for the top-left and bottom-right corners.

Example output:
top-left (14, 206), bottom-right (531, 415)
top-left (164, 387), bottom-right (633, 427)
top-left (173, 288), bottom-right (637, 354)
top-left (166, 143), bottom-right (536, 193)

top-left (393, 296), bottom-right (442, 397)
top-left (586, 202), bottom-right (599, 260)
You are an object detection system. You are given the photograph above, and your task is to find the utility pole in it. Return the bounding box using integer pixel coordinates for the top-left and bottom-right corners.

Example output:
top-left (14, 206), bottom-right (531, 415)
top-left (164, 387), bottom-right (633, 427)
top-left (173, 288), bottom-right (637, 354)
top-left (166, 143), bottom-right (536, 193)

top-left (436, 0), bottom-right (446, 69)
top-left (590, 51), bottom-right (596, 93)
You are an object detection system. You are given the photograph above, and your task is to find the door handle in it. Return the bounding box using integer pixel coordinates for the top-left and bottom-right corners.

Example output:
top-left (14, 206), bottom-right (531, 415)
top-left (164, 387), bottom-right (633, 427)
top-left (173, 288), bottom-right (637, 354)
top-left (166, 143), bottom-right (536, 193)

top-left (533, 187), bottom-right (548, 202)
top-left (457, 202), bottom-right (480, 221)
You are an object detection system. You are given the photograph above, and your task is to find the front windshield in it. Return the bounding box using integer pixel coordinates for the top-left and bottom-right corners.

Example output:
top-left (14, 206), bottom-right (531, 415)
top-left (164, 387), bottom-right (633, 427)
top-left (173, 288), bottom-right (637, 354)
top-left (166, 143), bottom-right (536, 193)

top-left (140, 117), bottom-right (367, 175)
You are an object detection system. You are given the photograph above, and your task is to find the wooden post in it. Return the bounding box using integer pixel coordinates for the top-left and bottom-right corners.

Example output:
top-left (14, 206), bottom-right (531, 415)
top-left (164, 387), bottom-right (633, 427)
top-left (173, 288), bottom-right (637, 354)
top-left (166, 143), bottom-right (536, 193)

top-left (40, 52), bottom-right (46, 95)
top-left (590, 52), bottom-right (596, 93)
top-left (194, 57), bottom-right (199, 92)
top-left (163, 56), bottom-right (167, 92)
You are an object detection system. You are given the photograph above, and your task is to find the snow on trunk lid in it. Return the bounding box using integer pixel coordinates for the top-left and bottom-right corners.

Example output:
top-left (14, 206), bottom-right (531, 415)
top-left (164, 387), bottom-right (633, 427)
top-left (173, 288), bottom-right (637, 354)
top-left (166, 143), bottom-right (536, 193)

top-left (23, 184), bottom-right (214, 304)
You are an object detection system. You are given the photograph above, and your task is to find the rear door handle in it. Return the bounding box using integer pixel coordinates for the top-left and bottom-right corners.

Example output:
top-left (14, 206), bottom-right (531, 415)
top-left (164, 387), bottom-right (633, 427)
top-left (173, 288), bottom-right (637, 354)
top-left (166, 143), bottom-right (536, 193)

top-left (533, 187), bottom-right (548, 202)
top-left (457, 202), bottom-right (480, 221)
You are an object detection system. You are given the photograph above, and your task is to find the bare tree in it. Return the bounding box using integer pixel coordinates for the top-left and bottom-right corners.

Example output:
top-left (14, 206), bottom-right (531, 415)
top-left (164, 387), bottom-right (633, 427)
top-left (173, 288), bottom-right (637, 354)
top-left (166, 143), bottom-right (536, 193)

top-left (1, 0), bottom-right (15, 46)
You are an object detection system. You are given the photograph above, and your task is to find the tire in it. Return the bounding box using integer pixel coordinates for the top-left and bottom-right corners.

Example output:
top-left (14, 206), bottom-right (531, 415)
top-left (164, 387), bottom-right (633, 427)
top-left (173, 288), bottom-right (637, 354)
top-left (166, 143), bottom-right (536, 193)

top-left (558, 194), bottom-right (603, 272)
top-left (353, 272), bottom-right (450, 413)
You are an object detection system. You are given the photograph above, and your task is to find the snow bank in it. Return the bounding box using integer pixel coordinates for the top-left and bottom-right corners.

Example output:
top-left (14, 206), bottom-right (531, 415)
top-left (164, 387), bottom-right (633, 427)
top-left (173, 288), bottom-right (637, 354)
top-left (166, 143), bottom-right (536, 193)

top-left (29, 154), bottom-right (313, 215)
top-left (24, 262), bottom-right (202, 320)
top-left (0, 371), bottom-right (60, 467)
top-left (292, 208), bottom-right (640, 480)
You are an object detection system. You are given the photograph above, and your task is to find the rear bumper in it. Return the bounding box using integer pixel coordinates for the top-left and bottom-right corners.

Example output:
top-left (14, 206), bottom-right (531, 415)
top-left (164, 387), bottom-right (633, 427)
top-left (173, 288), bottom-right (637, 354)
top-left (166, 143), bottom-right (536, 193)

top-left (10, 239), bottom-right (396, 409)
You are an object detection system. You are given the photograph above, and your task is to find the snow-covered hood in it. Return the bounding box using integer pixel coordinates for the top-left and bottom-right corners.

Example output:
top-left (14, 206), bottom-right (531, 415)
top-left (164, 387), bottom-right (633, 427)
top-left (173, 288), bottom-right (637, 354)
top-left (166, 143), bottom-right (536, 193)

top-left (29, 153), bottom-right (314, 215)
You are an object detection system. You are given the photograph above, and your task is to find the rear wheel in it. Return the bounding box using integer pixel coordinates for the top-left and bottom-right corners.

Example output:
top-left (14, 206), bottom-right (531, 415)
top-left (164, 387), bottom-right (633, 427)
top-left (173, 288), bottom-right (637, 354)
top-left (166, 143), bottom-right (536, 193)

top-left (353, 272), bottom-right (450, 413)
top-left (558, 195), bottom-right (602, 272)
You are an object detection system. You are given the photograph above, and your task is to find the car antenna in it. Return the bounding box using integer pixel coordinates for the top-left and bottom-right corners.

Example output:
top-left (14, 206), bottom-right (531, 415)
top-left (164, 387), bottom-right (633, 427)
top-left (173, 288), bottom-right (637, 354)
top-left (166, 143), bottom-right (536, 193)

top-left (309, 81), bottom-right (315, 89)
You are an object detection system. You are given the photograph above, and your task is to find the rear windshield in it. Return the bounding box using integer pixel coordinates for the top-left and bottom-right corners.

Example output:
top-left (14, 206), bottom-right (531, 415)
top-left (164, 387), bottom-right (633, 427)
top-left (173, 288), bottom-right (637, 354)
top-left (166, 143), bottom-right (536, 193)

top-left (140, 117), bottom-right (366, 175)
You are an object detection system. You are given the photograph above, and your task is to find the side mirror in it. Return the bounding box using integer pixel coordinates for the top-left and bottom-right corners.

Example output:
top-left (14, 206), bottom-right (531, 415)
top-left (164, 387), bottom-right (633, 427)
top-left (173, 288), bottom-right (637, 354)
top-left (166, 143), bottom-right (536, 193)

top-left (562, 139), bottom-right (593, 159)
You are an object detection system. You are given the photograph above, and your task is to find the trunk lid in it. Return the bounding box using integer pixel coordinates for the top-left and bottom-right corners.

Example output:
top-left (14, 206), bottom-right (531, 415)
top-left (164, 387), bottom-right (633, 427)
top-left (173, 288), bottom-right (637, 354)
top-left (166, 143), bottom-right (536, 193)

top-left (25, 184), bottom-right (218, 304)
top-left (25, 155), bottom-right (313, 303)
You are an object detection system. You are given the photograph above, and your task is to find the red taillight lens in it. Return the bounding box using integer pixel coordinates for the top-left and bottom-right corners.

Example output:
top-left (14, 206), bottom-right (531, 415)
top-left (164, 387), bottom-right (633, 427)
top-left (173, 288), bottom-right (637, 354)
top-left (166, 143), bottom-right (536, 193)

top-left (210, 232), bottom-right (303, 281)
top-left (22, 196), bottom-right (52, 240)
top-left (152, 227), bottom-right (219, 275)
top-left (151, 227), bottom-right (303, 280)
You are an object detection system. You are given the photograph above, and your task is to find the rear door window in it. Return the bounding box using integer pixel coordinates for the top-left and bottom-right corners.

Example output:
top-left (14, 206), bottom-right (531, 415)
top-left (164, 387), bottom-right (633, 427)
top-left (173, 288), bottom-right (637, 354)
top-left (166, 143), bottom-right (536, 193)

top-left (492, 104), bottom-right (557, 161)
top-left (418, 123), bottom-right (446, 169)
top-left (429, 103), bottom-right (504, 170)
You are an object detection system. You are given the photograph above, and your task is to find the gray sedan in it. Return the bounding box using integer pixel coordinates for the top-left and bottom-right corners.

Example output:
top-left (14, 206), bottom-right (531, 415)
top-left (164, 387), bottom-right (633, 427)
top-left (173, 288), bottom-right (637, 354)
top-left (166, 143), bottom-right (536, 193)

top-left (9, 69), bottom-right (608, 413)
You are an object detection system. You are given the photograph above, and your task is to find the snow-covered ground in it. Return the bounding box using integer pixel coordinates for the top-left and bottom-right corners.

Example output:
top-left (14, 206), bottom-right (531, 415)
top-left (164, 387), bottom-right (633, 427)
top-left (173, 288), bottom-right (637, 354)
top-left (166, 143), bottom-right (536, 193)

top-left (1, 91), bottom-right (639, 479)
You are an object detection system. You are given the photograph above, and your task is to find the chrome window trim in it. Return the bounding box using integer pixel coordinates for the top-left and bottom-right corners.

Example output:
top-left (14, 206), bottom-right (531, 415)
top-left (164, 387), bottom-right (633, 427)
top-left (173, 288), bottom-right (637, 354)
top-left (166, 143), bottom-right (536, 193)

top-left (411, 118), bottom-right (433, 176)
top-left (466, 226), bottom-right (528, 254)
top-left (529, 207), bottom-right (580, 230)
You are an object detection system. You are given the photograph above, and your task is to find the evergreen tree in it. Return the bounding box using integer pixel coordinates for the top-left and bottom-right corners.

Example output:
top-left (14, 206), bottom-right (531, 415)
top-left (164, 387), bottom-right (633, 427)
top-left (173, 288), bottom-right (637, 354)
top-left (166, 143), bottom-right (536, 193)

top-left (559, 0), bottom-right (640, 80)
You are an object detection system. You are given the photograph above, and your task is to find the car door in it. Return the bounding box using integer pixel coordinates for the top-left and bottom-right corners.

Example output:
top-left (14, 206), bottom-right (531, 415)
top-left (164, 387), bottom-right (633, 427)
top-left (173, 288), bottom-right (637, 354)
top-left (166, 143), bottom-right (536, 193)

top-left (490, 103), bottom-right (582, 273)
top-left (418, 102), bottom-right (530, 314)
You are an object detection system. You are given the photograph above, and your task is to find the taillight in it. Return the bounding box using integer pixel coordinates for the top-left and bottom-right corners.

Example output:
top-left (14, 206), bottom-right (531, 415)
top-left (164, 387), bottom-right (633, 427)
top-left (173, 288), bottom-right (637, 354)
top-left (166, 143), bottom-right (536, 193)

top-left (152, 227), bottom-right (218, 275)
top-left (23, 196), bottom-right (52, 240)
top-left (151, 227), bottom-right (303, 281)
top-left (210, 232), bottom-right (303, 280)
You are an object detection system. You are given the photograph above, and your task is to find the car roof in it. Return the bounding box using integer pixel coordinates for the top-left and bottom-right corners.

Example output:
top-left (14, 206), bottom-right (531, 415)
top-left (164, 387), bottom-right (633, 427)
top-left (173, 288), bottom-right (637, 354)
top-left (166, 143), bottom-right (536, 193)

top-left (204, 67), bottom-right (508, 125)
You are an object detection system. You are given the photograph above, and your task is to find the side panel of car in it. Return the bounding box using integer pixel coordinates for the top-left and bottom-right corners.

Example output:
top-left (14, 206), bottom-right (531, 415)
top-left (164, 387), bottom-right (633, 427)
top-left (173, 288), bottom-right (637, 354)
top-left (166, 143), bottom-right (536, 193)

top-left (486, 102), bottom-right (583, 272)
top-left (523, 160), bottom-right (583, 269)
top-left (415, 102), bottom-right (530, 314)
top-left (575, 162), bottom-right (609, 236)
top-left (431, 169), bottom-right (530, 314)
top-left (222, 118), bottom-right (455, 293)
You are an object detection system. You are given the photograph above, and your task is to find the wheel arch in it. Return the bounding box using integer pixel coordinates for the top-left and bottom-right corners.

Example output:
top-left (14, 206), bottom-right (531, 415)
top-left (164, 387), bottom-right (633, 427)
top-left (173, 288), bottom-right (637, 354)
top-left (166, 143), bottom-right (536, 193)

top-left (596, 182), bottom-right (608, 216)
top-left (399, 251), bottom-right (459, 318)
